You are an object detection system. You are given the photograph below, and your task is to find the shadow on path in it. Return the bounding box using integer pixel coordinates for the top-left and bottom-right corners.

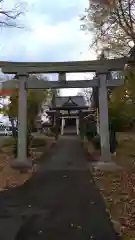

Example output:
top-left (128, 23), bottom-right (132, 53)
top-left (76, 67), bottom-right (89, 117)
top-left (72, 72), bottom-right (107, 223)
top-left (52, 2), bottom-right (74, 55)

top-left (0, 136), bottom-right (119, 240)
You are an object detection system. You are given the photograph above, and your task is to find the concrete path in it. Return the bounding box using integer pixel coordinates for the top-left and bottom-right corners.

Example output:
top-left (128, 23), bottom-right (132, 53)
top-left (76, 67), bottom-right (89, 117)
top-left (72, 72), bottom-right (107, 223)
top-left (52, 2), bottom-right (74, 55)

top-left (0, 136), bottom-right (119, 240)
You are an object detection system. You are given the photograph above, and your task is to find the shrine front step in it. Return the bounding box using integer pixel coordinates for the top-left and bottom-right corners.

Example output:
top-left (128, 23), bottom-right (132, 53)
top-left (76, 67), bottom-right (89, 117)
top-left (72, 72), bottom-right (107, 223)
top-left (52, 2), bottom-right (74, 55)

top-left (63, 131), bottom-right (77, 136)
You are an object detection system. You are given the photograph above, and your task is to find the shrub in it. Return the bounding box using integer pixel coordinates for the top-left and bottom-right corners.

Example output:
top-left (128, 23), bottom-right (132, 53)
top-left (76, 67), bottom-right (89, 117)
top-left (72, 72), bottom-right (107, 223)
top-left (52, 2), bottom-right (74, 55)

top-left (1, 137), bottom-right (15, 147)
top-left (31, 137), bottom-right (46, 147)
top-left (85, 119), bottom-right (97, 141)
top-left (92, 134), bottom-right (100, 149)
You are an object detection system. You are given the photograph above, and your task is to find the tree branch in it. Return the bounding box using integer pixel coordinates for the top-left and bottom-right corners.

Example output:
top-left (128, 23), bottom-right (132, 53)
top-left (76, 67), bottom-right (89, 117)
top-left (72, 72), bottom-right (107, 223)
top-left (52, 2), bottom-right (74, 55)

top-left (118, 0), bottom-right (132, 30)
top-left (82, 0), bottom-right (135, 55)
top-left (0, 0), bottom-right (25, 28)
top-left (115, 5), bottom-right (135, 41)
top-left (0, 10), bottom-right (23, 19)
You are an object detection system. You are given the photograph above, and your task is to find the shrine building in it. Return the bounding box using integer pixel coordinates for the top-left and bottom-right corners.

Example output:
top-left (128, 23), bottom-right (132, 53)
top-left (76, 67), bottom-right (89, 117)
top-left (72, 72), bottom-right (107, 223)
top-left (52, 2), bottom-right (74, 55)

top-left (47, 95), bottom-right (95, 135)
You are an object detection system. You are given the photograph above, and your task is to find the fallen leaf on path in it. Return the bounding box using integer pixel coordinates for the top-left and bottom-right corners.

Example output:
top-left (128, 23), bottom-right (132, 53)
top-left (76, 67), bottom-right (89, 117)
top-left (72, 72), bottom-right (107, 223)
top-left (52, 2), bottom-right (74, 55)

top-left (90, 201), bottom-right (95, 204)
top-left (70, 223), bottom-right (74, 228)
top-left (77, 226), bottom-right (82, 230)
top-left (89, 180), bottom-right (93, 183)
top-left (90, 236), bottom-right (94, 239)
top-left (112, 220), bottom-right (121, 233)
top-left (0, 164), bottom-right (4, 171)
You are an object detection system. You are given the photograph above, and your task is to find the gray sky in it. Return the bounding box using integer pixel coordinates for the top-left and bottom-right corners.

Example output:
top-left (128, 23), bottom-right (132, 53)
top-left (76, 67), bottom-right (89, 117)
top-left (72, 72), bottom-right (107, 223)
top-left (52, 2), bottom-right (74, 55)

top-left (0, 0), bottom-right (96, 96)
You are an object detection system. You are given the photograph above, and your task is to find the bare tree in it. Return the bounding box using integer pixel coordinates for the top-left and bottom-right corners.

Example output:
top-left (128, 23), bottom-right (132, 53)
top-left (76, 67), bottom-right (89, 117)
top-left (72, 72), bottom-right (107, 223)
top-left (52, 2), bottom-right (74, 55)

top-left (81, 0), bottom-right (135, 56)
top-left (78, 88), bottom-right (92, 106)
top-left (0, 0), bottom-right (26, 28)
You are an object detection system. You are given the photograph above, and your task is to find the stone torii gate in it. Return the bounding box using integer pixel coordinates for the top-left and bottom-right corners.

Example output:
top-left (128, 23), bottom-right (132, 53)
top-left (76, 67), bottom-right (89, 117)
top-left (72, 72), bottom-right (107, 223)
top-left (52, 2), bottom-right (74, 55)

top-left (0, 57), bottom-right (131, 169)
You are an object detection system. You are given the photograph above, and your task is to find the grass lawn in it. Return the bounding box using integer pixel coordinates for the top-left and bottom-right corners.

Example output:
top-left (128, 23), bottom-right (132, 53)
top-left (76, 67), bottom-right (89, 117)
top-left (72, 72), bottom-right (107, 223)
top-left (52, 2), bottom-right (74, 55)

top-left (91, 132), bottom-right (135, 239)
top-left (0, 134), bottom-right (55, 190)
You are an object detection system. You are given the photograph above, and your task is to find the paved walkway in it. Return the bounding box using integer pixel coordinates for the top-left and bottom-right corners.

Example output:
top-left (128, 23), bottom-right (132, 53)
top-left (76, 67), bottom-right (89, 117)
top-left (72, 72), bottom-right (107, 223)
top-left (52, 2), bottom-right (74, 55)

top-left (0, 136), bottom-right (119, 240)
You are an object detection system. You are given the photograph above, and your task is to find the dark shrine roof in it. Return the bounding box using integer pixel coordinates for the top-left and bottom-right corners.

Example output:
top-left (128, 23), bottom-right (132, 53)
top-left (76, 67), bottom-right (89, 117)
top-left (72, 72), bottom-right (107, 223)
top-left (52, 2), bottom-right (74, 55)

top-left (50, 96), bottom-right (87, 109)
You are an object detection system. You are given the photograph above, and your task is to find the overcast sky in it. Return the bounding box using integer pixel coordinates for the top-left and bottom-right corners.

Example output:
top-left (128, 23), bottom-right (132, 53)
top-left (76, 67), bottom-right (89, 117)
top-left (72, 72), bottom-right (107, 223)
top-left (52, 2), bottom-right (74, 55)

top-left (0, 0), bottom-right (96, 96)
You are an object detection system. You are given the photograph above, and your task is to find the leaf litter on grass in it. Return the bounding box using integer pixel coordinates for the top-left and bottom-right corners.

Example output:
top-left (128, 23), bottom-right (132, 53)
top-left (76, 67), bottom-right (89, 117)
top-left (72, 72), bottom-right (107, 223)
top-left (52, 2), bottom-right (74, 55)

top-left (93, 168), bottom-right (135, 239)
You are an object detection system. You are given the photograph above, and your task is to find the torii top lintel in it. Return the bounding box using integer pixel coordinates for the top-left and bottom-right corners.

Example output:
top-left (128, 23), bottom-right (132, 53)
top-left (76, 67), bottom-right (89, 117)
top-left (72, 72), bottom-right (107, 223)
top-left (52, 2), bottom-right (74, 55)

top-left (0, 57), bottom-right (133, 74)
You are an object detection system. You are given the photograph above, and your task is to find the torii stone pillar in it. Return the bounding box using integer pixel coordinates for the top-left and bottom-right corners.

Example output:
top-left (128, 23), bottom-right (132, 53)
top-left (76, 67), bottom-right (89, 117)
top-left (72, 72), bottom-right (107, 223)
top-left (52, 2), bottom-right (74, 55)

top-left (11, 73), bottom-right (32, 169)
top-left (96, 109), bottom-right (100, 134)
top-left (76, 118), bottom-right (79, 135)
top-left (98, 73), bottom-right (111, 162)
top-left (61, 117), bottom-right (65, 135)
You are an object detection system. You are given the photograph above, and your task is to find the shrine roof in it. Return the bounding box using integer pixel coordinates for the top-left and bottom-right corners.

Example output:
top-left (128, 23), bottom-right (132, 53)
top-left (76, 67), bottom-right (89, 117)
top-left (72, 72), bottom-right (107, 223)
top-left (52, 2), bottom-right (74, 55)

top-left (50, 96), bottom-right (87, 109)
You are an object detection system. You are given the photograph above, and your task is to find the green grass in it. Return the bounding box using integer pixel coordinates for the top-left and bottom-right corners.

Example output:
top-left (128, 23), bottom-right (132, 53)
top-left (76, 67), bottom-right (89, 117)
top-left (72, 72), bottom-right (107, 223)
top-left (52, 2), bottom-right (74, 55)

top-left (30, 137), bottom-right (47, 148)
top-left (0, 136), bottom-right (15, 147)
